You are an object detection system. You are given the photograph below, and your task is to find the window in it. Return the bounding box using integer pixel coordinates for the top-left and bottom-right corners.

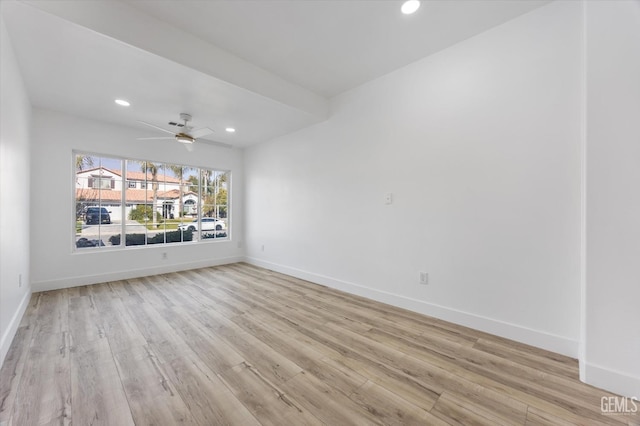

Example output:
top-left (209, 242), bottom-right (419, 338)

top-left (74, 153), bottom-right (230, 250)
top-left (89, 175), bottom-right (114, 189)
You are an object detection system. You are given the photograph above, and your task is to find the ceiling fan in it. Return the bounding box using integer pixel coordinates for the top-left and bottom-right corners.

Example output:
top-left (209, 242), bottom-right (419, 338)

top-left (137, 113), bottom-right (214, 150)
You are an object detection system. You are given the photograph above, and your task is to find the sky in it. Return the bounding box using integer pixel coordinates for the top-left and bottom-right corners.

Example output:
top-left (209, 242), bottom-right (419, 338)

top-left (84, 155), bottom-right (200, 179)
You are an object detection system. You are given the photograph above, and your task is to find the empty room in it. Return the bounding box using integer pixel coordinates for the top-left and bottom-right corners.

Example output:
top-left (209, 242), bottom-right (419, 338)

top-left (1, 0), bottom-right (639, 424)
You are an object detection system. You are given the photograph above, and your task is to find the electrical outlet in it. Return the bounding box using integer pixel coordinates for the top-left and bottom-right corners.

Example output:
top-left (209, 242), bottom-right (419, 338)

top-left (261, 245), bottom-right (265, 252)
top-left (419, 272), bottom-right (428, 285)
top-left (162, 252), bottom-right (168, 260)
top-left (384, 192), bottom-right (393, 205)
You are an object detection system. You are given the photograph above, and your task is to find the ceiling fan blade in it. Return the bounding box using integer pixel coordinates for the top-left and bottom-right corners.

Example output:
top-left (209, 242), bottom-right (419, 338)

top-left (196, 138), bottom-right (233, 149)
top-left (190, 127), bottom-right (214, 139)
top-left (137, 121), bottom-right (175, 135)
top-left (137, 136), bottom-right (174, 140)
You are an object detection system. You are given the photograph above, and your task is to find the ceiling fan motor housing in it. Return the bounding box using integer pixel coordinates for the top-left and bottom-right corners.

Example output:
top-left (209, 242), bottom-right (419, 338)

top-left (175, 133), bottom-right (195, 144)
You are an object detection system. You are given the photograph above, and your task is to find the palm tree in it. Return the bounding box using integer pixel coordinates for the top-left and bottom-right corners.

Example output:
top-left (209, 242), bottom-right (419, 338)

top-left (199, 170), bottom-right (229, 218)
top-left (75, 155), bottom-right (96, 219)
top-left (200, 168), bottom-right (212, 216)
top-left (138, 161), bottom-right (161, 226)
top-left (214, 171), bottom-right (228, 218)
top-left (215, 187), bottom-right (228, 218)
top-left (75, 155), bottom-right (94, 171)
top-left (169, 164), bottom-right (193, 218)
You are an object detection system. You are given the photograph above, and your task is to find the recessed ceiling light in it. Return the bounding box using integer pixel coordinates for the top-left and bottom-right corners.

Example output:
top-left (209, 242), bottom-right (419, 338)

top-left (114, 99), bottom-right (130, 107)
top-left (401, 0), bottom-right (420, 15)
top-left (225, 127), bottom-right (236, 133)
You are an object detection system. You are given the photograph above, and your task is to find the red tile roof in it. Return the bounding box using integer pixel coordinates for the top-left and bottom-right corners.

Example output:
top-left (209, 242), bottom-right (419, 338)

top-left (126, 170), bottom-right (182, 184)
top-left (78, 167), bottom-right (182, 184)
top-left (76, 189), bottom-right (196, 202)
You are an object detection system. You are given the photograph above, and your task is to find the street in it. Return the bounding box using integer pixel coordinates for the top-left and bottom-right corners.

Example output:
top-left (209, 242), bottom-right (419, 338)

top-left (76, 220), bottom-right (196, 246)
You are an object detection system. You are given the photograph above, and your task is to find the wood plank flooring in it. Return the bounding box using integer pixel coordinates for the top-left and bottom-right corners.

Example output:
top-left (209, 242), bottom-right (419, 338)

top-left (1, 263), bottom-right (637, 425)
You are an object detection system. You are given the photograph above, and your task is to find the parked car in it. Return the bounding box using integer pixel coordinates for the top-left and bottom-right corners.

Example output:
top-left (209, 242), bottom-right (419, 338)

top-left (178, 217), bottom-right (226, 232)
top-left (85, 207), bottom-right (111, 224)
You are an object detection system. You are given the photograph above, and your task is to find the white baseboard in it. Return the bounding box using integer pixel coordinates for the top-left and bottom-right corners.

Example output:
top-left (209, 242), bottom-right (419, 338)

top-left (32, 256), bottom-right (244, 292)
top-left (0, 289), bottom-right (31, 368)
top-left (245, 257), bottom-right (579, 358)
top-left (584, 362), bottom-right (640, 399)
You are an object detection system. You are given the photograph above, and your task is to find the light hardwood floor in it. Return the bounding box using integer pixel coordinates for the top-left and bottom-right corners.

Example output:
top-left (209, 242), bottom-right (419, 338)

top-left (1, 263), bottom-right (637, 425)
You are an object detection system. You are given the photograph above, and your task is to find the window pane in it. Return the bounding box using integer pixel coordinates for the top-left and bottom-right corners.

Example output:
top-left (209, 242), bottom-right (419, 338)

top-left (164, 163), bottom-right (192, 243)
top-left (200, 168), bottom-right (228, 240)
top-left (74, 153), bottom-right (228, 250)
top-left (125, 159), bottom-right (150, 246)
top-left (183, 168), bottom-right (199, 218)
top-left (75, 155), bottom-right (122, 248)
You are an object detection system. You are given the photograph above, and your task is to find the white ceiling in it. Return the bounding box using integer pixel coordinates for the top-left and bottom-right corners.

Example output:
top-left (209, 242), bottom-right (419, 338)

top-left (2, 0), bottom-right (550, 148)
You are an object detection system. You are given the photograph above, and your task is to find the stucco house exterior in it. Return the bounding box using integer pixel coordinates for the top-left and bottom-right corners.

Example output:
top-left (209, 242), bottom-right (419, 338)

top-left (76, 167), bottom-right (199, 221)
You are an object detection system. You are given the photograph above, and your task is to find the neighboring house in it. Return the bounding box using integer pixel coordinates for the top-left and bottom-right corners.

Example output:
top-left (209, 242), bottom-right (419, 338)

top-left (76, 167), bottom-right (199, 221)
top-left (76, 167), bottom-right (183, 191)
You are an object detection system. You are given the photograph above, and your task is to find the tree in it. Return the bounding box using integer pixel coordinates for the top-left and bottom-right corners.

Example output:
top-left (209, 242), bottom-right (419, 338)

top-left (186, 175), bottom-right (199, 192)
top-left (199, 169), bottom-right (214, 216)
top-left (216, 188), bottom-right (228, 218)
top-left (214, 172), bottom-right (228, 217)
top-left (75, 155), bottom-right (95, 171)
top-left (138, 161), bottom-right (161, 226)
top-left (185, 170), bottom-right (227, 217)
top-left (75, 155), bottom-right (96, 219)
top-left (169, 164), bottom-right (193, 218)
top-left (215, 171), bottom-right (228, 185)
top-left (200, 170), bottom-right (229, 218)
top-left (201, 168), bottom-right (213, 196)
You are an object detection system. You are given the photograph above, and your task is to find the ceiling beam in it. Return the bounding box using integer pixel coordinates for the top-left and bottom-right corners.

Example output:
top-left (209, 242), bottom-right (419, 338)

top-left (23, 0), bottom-right (329, 120)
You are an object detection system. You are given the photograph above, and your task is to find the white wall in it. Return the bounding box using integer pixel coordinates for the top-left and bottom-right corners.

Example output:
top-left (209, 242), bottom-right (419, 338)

top-left (245, 1), bottom-right (583, 357)
top-left (30, 109), bottom-right (245, 291)
top-left (585, 0), bottom-right (640, 397)
top-left (0, 11), bottom-right (32, 366)
top-left (8, 0), bottom-right (638, 398)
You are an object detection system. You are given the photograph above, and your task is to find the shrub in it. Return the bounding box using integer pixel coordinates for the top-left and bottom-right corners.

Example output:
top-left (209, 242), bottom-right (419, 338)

top-left (202, 231), bottom-right (227, 239)
top-left (125, 234), bottom-right (146, 246)
top-left (108, 230), bottom-right (193, 246)
top-left (148, 230), bottom-right (192, 244)
top-left (108, 234), bottom-right (125, 245)
top-left (76, 238), bottom-right (105, 248)
top-left (129, 205), bottom-right (162, 222)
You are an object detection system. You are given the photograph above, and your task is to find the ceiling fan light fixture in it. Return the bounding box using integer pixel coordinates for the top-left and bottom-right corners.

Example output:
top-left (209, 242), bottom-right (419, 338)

top-left (175, 133), bottom-right (195, 144)
top-left (114, 99), bottom-right (130, 107)
top-left (401, 0), bottom-right (420, 15)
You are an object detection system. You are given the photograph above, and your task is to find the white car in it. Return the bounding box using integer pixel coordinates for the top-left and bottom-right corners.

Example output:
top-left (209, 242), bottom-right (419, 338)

top-left (178, 218), bottom-right (226, 232)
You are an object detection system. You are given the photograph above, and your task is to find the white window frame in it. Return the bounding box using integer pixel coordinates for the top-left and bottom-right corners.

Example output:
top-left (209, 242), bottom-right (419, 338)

top-left (73, 151), bottom-right (230, 252)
